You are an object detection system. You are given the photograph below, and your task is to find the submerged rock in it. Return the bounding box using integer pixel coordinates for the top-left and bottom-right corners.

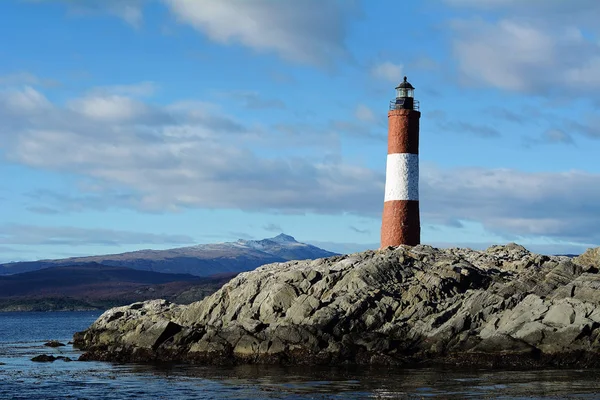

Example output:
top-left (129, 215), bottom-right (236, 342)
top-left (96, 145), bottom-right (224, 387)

top-left (31, 354), bottom-right (73, 362)
top-left (73, 244), bottom-right (600, 367)
top-left (31, 355), bottom-right (57, 362)
top-left (31, 354), bottom-right (72, 362)
top-left (44, 340), bottom-right (66, 347)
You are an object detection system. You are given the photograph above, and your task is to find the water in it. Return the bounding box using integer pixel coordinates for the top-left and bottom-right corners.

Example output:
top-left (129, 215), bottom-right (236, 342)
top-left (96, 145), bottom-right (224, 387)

top-left (1, 312), bottom-right (600, 399)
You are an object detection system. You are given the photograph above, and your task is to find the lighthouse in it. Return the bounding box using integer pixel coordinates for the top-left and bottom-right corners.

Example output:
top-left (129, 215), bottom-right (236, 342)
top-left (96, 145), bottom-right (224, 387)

top-left (381, 76), bottom-right (421, 247)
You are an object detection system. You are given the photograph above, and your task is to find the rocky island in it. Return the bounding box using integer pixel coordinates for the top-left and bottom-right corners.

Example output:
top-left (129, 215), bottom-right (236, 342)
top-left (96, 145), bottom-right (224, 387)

top-left (73, 244), bottom-right (600, 368)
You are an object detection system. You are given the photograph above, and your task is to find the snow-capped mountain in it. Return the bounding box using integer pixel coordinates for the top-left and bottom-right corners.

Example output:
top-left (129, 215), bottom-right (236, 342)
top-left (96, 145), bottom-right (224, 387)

top-left (0, 234), bottom-right (339, 277)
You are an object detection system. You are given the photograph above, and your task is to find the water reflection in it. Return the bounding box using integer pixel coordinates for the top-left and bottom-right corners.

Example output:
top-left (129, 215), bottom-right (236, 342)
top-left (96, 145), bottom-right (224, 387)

top-left (123, 363), bottom-right (600, 398)
top-left (3, 347), bottom-right (600, 399)
top-left (1, 311), bottom-right (600, 399)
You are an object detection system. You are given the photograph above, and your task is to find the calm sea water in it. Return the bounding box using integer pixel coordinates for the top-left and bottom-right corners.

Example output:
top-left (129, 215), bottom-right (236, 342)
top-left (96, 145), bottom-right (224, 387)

top-left (1, 312), bottom-right (600, 399)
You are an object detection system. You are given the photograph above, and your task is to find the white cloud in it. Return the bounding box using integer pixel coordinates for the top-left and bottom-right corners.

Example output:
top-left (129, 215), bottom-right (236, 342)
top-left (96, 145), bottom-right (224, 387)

top-left (0, 224), bottom-right (194, 246)
top-left (0, 84), bottom-right (381, 216)
top-left (0, 86), bottom-right (52, 114)
top-left (566, 56), bottom-right (600, 87)
top-left (67, 95), bottom-right (150, 122)
top-left (27, 0), bottom-right (357, 66)
top-left (27, 0), bottom-right (146, 27)
top-left (370, 61), bottom-right (403, 83)
top-left (446, 1), bottom-right (600, 96)
top-left (111, 2), bottom-right (144, 27)
top-left (355, 104), bottom-right (375, 122)
top-left (61, 87), bottom-right (171, 125)
top-left (163, 0), bottom-right (355, 66)
top-left (444, 0), bottom-right (600, 17)
top-left (2, 83), bottom-right (600, 247)
top-left (452, 20), bottom-right (559, 92)
top-left (421, 165), bottom-right (600, 243)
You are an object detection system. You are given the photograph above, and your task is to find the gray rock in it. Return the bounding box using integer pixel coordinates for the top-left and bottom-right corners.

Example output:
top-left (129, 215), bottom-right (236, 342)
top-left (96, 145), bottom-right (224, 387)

top-left (495, 294), bottom-right (549, 336)
top-left (233, 335), bottom-right (262, 357)
top-left (44, 340), bottom-right (65, 347)
top-left (74, 244), bottom-right (600, 368)
top-left (513, 321), bottom-right (548, 345)
top-left (239, 318), bottom-right (264, 333)
top-left (471, 334), bottom-right (535, 354)
top-left (543, 303), bottom-right (576, 327)
top-left (122, 319), bottom-right (182, 349)
top-left (285, 294), bottom-right (320, 324)
top-left (574, 248), bottom-right (600, 272)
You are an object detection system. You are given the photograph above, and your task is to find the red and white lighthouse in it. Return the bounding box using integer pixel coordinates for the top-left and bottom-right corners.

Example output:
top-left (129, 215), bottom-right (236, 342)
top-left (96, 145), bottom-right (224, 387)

top-left (381, 76), bottom-right (421, 247)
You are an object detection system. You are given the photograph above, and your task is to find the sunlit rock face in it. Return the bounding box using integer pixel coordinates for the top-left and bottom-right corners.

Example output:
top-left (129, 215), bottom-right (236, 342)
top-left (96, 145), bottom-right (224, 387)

top-left (74, 243), bottom-right (600, 368)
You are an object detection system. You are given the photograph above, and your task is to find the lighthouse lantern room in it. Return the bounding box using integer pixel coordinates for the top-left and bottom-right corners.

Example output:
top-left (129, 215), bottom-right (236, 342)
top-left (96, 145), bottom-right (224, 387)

top-left (391, 76), bottom-right (419, 111)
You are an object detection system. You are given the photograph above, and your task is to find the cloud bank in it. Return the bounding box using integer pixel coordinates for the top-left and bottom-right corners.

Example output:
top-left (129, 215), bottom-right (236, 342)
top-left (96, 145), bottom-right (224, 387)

top-left (1, 82), bottom-right (600, 245)
top-left (445, 0), bottom-right (600, 97)
top-left (0, 224), bottom-right (194, 247)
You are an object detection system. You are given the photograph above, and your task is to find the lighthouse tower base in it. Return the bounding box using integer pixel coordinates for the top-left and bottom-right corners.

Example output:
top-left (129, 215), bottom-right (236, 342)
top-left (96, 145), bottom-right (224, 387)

top-left (381, 200), bottom-right (420, 247)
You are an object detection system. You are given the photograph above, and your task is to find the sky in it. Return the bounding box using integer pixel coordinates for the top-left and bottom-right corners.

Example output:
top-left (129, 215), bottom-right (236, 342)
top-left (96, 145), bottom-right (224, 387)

top-left (1, 0), bottom-right (600, 262)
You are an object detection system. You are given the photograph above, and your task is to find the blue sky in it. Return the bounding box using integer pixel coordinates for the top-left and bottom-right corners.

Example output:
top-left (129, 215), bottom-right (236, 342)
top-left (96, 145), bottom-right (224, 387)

top-left (1, 0), bottom-right (600, 262)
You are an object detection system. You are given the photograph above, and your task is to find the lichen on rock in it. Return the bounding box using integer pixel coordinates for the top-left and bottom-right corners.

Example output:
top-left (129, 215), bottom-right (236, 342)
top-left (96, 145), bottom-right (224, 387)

top-left (73, 244), bottom-right (600, 367)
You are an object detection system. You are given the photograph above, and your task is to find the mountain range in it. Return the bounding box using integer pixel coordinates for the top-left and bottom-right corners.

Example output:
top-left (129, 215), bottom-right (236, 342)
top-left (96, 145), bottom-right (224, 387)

top-left (0, 234), bottom-right (338, 311)
top-left (0, 234), bottom-right (338, 277)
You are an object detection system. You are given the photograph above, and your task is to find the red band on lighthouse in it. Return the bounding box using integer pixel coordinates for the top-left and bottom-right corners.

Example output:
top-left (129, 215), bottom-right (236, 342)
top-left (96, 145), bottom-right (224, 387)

top-left (381, 81), bottom-right (421, 248)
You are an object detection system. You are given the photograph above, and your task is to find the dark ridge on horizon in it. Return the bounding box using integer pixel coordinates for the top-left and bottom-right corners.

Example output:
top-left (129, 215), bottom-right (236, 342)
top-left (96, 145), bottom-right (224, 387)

top-left (0, 263), bottom-right (236, 311)
top-left (0, 263), bottom-right (202, 298)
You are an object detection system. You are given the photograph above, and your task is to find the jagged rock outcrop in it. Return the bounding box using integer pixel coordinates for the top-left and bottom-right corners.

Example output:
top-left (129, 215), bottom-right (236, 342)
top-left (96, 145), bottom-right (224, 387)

top-left (74, 244), bottom-right (600, 367)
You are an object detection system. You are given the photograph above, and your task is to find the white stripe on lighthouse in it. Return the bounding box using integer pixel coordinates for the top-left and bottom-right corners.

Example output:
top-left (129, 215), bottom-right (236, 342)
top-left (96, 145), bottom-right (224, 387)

top-left (384, 153), bottom-right (419, 201)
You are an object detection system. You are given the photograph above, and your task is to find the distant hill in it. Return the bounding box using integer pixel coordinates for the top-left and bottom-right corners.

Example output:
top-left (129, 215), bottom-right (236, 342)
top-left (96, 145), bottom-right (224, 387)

top-left (0, 234), bottom-right (338, 277)
top-left (0, 263), bottom-right (234, 311)
top-left (0, 263), bottom-right (200, 297)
